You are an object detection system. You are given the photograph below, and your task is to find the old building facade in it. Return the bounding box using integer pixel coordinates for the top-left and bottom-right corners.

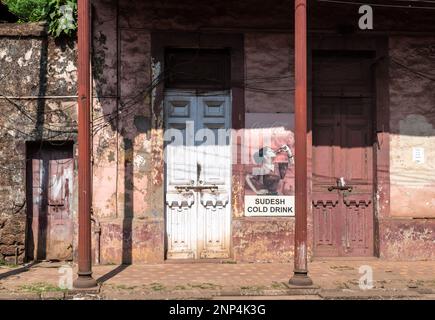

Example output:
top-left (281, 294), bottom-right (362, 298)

top-left (0, 0), bottom-right (434, 271)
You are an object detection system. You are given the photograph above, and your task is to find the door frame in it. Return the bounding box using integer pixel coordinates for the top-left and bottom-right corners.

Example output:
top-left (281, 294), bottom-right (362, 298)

top-left (151, 32), bottom-right (245, 260)
top-left (308, 35), bottom-right (390, 258)
top-left (163, 89), bottom-right (233, 260)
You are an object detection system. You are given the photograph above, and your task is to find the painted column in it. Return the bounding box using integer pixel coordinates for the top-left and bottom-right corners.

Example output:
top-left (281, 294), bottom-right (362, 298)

top-left (289, 0), bottom-right (313, 286)
top-left (74, 0), bottom-right (97, 289)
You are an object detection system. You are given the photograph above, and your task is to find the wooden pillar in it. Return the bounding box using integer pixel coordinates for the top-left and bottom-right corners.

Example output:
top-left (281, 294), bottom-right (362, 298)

top-left (289, 0), bottom-right (313, 286)
top-left (74, 0), bottom-right (97, 289)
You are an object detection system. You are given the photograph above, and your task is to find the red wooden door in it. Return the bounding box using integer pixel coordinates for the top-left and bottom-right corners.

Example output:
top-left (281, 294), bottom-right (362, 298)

top-left (312, 52), bottom-right (374, 257)
top-left (26, 143), bottom-right (74, 261)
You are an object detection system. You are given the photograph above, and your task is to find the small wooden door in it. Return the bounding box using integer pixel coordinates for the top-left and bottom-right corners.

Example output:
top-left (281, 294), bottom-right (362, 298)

top-left (164, 90), bottom-right (232, 259)
top-left (26, 143), bottom-right (74, 261)
top-left (312, 52), bottom-right (375, 257)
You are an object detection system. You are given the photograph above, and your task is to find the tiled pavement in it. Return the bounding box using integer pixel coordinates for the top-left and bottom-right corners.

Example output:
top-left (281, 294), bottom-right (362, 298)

top-left (0, 260), bottom-right (434, 299)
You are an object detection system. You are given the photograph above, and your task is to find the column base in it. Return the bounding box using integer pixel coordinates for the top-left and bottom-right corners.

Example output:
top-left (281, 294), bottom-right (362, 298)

top-left (289, 271), bottom-right (313, 286)
top-left (73, 272), bottom-right (98, 289)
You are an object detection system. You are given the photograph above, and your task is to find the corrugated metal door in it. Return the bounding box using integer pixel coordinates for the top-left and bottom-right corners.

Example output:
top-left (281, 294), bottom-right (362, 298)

top-left (26, 143), bottom-right (74, 261)
top-left (312, 52), bottom-right (375, 257)
top-left (164, 90), bottom-right (231, 259)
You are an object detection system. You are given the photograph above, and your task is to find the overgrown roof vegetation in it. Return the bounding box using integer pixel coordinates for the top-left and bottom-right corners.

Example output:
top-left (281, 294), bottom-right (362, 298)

top-left (1, 0), bottom-right (77, 37)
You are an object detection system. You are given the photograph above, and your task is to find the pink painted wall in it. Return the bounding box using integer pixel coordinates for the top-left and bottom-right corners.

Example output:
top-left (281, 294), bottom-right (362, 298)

top-left (88, 0), bottom-right (435, 263)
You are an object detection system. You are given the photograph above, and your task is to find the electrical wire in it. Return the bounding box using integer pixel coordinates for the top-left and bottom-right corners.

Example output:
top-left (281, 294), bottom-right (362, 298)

top-left (317, 0), bottom-right (435, 10)
top-left (391, 58), bottom-right (435, 82)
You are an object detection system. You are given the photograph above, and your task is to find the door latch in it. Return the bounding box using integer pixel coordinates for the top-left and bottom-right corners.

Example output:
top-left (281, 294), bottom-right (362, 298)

top-left (175, 185), bottom-right (218, 193)
top-left (328, 177), bottom-right (353, 192)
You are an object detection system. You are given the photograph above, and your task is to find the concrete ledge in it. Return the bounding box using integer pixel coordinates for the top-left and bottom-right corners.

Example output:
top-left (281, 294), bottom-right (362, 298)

top-left (220, 286), bottom-right (321, 297)
top-left (319, 289), bottom-right (423, 300)
top-left (40, 291), bottom-right (66, 300)
top-left (284, 284), bottom-right (321, 295)
top-left (213, 295), bottom-right (322, 300)
top-left (0, 22), bottom-right (47, 37)
top-left (65, 286), bottom-right (101, 296)
top-left (0, 292), bottom-right (40, 300)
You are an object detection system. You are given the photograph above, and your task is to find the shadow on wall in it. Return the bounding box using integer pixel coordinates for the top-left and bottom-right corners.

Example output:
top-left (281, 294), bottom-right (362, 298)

top-left (22, 33), bottom-right (77, 263)
top-left (91, 2), bottom-right (147, 266)
top-left (122, 137), bottom-right (133, 264)
top-left (24, 35), bottom-right (49, 263)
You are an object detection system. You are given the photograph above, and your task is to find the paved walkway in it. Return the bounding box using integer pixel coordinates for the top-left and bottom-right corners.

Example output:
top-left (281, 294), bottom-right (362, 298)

top-left (0, 260), bottom-right (434, 299)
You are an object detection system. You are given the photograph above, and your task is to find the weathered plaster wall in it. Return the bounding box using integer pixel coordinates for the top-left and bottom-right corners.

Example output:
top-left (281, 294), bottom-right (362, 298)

top-left (235, 33), bottom-right (296, 262)
top-left (90, 0), bottom-right (298, 263)
top-left (91, 0), bottom-right (435, 263)
top-left (0, 23), bottom-right (78, 264)
top-left (117, 0), bottom-right (292, 31)
top-left (389, 36), bottom-right (435, 218)
top-left (3, 1), bottom-right (434, 265)
top-left (380, 219), bottom-right (435, 260)
top-left (92, 0), bottom-right (164, 264)
top-left (379, 36), bottom-right (435, 259)
top-left (244, 33), bottom-right (294, 113)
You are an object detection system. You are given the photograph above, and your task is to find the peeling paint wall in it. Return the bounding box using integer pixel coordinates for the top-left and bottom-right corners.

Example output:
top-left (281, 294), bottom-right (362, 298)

top-left (90, 1), bottom-right (435, 263)
top-left (92, 0), bottom-right (164, 264)
top-left (0, 23), bottom-right (78, 264)
top-left (379, 37), bottom-right (435, 259)
top-left (380, 219), bottom-right (435, 260)
top-left (90, 0), bottom-right (298, 264)
top-left (389, 37), bottom-right (435, 218)
top-left (236, 33), bottom-right (296, 262)
top-left (2, 1), bottom-right (435, 265)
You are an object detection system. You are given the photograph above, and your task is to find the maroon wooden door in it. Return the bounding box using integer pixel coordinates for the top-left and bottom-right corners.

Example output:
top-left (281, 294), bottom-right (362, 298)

top-left (26, 143), bottom-right (74, 261)
top-left (312, 52), bottom-right (374, 257)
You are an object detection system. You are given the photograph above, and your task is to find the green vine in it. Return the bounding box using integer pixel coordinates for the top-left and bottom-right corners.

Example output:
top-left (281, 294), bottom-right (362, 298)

top-left (2, 0), bottom-right (77, 38)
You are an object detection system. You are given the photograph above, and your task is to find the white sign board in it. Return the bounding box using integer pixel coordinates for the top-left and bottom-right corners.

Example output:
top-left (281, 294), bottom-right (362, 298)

top-left (412, 147), bottom-right (425, 164)
top-left (244, 195), bottom-right (295, 217)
